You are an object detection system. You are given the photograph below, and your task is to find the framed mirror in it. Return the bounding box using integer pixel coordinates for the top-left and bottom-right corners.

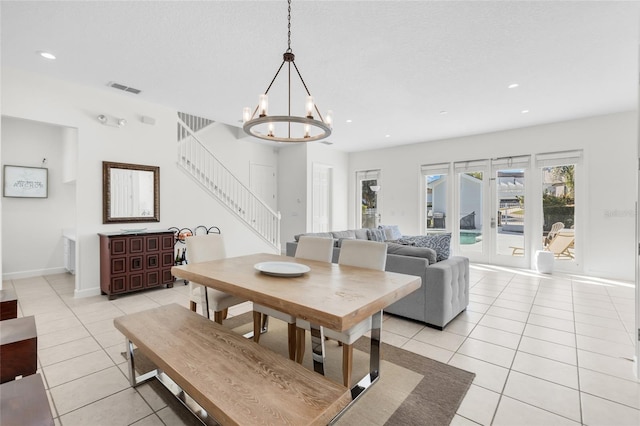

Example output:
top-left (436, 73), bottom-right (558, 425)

top-left (103, 161), bottom-right (160, 224)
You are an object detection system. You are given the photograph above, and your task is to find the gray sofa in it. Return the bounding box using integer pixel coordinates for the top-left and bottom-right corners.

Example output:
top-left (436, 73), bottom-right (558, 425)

top-left (286, 229), bottom-right (469, 329)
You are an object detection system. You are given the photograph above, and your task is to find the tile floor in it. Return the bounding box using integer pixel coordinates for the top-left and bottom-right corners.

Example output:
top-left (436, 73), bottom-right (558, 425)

top-left (3, 264), bottom-right (639, 425)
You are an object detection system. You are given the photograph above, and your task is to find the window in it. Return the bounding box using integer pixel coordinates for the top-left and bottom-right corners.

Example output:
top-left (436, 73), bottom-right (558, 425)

top-left (356, 170), bottom-right (381, 228)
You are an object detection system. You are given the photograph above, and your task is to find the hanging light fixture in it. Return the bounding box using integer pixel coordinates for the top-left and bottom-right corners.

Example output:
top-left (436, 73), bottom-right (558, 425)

top-left (242, 0), bottom-right (333, 143)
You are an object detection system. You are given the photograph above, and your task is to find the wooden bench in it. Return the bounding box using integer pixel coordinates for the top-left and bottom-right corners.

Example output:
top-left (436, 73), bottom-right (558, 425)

top-left (0, 373), bottom-right (54, 426)
top-left (113, 303), bottom-right (351, 425)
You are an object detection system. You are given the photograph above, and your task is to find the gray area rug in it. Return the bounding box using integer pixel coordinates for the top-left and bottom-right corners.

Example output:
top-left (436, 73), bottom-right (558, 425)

top-left (124, 311), bottom-right (475, 425)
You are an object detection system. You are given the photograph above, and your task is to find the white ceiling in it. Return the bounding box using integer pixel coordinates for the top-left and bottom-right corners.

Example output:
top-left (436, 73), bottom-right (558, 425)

top-left (1, 1), bottom-right (638, 152)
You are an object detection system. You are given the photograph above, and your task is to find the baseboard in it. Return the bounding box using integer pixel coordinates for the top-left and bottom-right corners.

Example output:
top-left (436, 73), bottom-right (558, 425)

top-left (2, 267), bottom-right (68, 281)
top-left (74, 287), bottom-right (101, 298)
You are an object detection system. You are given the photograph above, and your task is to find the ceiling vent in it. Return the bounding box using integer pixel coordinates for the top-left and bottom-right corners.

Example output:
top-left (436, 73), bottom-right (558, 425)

top-left (320, 141), bottom-right (333, 145)
top-left (107, 81), bottom-right (141, 94)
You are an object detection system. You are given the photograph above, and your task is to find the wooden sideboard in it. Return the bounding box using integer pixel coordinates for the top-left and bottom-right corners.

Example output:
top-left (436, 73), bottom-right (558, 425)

top-left (99, 230), bottom-right (175, 299)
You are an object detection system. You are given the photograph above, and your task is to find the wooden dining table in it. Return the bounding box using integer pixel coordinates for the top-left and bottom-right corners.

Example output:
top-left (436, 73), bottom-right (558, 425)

top-left (171, 252), bottom-right (421, 408)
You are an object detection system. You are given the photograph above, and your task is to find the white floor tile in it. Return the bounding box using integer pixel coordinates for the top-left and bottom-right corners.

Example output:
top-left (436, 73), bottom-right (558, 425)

top-left (456, 384), bottom-right (501, 425)
top-left (578, 368), bottom-right (640, 410)
top-left (526, 313), bottom-right (574, 333)
top-left (485, 306), bottom-right (529, 323)
top-left (449, 353), bottom-right (509, 393)
top-left (573, 312), bottom-right (625, 330)
top-left (574, 321), bottom-right (633, 345)
top-left (530, 305), bottom-right (574, 321)
top-left (577, 349), bottom-right (638, 382)
top-left (493, 396), bottom-right (580, 426)
top-left (492, 298), bottom-right (532, 313)
top-left (575, 334), bottom-right (635, 359)
top-left (580, 393), bottom-right (640, 426)
top-left (457, 338), bottom-right (516, 368)
top-left (469, 325), bottom-right (521, 350)
top-left (401, 339), bottom-right (454, 364)
top-left (43, 350), bottom-right (114, 387)
top-left (478, 315), bottom-right (526, 335)
top-left (412, 326), bottom-right (466, 351)
top-left (59, 388), bottom-right (152, 426)
top-left (511, 351), bottom-right (578, 389)
top-left (517, 336), bottom-right (577, 365)
top-left (523, 324), bottom-right (575, 347)
top-left (49, 366), bottom-right (130, 415)
top-left (503, 371), bottom-right (581, 421)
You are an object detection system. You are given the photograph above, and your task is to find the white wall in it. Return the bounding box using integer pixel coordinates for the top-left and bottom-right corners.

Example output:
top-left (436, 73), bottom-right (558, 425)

top-left (276, 143), bottom-right (349, 251)
top-left (277, 144), bottom-right (307, 252)
top-left (307, 144), bottom-right (349, 232)
top-left (1, 67), bottom-right (278, 296)
top-left (1, 117), bottom-right (76, 277)
top-left (348, 112), bottom-right (638, 280)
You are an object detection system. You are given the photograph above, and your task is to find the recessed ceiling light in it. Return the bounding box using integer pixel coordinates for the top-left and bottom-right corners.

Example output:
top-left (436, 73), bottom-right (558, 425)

top-left (521, 109), bottom-right (529, 114)
top-left (385, 134), bottom-right (391, 138)
top-left (439, 110), bottom-right (448, 115)
top-left (346, 119), bottom-right (353, 123)
top-left (38, 51), bottom-right (56, 60)
top-left (508, 83), bottom-right (519, 89)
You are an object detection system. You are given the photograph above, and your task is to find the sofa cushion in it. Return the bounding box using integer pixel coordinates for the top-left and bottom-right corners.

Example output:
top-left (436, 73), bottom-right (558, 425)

top-left (336, 237), bottom-right (355, 248)
top-left (331, 230), bottom-right (356, 239)
top-left (379, 225), bottom-right (402, 240)
top-left (367, 228), bottom-right (386, 242)
top-left (354, 229), bottom-right (369, 240)
top-left (400, 233), bottom-right (451, 262)
top-left (386, 243), bottom-right (437, 265)
top-left (294, 232), bottom-right (333, 242)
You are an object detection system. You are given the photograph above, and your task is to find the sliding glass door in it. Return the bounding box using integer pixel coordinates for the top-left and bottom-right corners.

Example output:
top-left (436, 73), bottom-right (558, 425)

top-left (492, 156), bottom-right (530, 267)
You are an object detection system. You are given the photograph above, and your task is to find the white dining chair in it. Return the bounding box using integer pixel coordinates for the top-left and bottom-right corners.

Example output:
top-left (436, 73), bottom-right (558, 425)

top-left (253, 236), bottom-right (334, 361)
top-left (186, 234), bottom-right (245, 324)
top-left (296, 239), bottom-right (387, 387)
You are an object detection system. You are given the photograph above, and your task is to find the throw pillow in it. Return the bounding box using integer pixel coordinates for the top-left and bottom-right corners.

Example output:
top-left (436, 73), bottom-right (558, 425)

top-left (379, 224), bottom-right (402, 240)
top-left (366, 228), bottom-right (386, 242)
top-left (386, 243), bottom-right (437, 264)
top-left (354, 229), bottom-right (369, 240)
top-left (400, 233), bottom-right (451, 261)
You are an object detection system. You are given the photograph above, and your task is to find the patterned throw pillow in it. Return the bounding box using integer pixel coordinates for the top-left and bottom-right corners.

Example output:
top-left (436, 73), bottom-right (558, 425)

top-left (399, 233), bottom-right (451, 262)
top-left (366, 228), bottom-right (386, 242)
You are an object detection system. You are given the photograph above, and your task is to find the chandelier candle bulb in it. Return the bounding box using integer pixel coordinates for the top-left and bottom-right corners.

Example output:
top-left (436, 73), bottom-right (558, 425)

top-left (305, 96), bottom-right (314, 118)
top-left (326, 110), bottom-right (333, 129)
top-left (304, 124), bottom-right (311, 138)
top-left (259, 94), bottom-right (268, 117)
top-left (268, 123), bottom-right (275, 137)
top-left (242, 107), bottom-right (251, 123)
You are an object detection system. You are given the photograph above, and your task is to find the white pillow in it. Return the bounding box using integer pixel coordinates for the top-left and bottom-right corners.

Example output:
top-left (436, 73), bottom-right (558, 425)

top-left (381, 225), bottom-right (402, 240)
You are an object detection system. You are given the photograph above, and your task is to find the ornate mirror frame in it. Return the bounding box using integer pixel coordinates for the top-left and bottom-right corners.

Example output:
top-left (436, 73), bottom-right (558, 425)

top-left (102, 161), bottom-right (160, 224)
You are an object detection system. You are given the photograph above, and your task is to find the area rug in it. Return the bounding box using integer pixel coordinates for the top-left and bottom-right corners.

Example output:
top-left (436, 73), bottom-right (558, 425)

top-left (124, 312), bottom-right (475, 425)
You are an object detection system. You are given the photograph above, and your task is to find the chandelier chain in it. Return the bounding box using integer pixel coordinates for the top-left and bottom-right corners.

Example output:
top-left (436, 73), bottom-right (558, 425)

top-left (287, 0), bottom-right (292, 52)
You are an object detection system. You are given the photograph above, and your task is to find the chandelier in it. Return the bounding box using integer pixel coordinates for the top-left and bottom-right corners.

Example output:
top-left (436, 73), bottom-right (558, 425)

top-left (242, 0), bottom-right (333, 143)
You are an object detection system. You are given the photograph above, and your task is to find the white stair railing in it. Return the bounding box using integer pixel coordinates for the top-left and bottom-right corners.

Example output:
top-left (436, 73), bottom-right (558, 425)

top-left (177, 115), bottom-right (281, 250)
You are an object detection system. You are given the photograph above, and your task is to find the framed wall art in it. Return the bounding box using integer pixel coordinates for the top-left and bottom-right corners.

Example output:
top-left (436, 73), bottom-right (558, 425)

top-left (3, 165), bottom-right (48, 198)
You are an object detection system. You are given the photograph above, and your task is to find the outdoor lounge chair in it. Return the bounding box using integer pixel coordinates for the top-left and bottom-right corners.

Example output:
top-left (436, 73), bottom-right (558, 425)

top-left (544, 222), bottom-right (565, 247)
top-left (546, 231), bottom-right (574, 259)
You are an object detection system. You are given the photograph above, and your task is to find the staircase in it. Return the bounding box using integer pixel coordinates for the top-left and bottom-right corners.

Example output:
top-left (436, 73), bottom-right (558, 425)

top-left (177, 114), bottom-right (281, 250)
